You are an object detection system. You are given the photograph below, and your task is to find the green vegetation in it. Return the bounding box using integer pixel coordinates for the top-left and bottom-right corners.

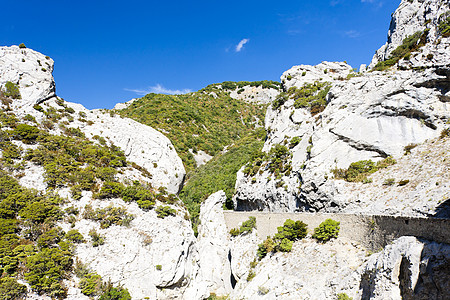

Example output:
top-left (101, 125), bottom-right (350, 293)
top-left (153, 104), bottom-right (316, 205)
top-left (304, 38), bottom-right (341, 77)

top-left (230, 216), bottom-right (256, 236)
top-left (272, 92), bottom-right (289, 110)
top-left (337, 293), bottom-right (353, 300)
top-left (202, 80), bottom-right (281, 92)
top-left (0, 277), bottom-right (27, 300)
top-left (373, 30), bottom-right (428, 71)
top-left (281, 81), bottom-right (331, 115)
top-left (332, 156), bottom-right (396, 182)
top-left (155, 205), bottom-right (177, 218)
top-left (257, 219), bottom-right (307, 259)
top-left (89, 229), bottom-right (105, 247)
top-left (75, 261), bottom-right (131, 299)
top-left (2, 81), bottom-right (21, 100)
top-left (18, 43), bottom-right (26, 49)
top-left (83, 204), bottom-right (134, 228)
top-left (439, 12), bottom-right (450, 37)
top-left (118, 83), bottom-right (268, 174)
top-left (156, 264), bottom-right (162, 270)
top-left (313, 219), bottom-right (340, 242)
top-left (243, 143), bottom-right (292, 180)
top-left (180, 128), bottom-right (265, 234)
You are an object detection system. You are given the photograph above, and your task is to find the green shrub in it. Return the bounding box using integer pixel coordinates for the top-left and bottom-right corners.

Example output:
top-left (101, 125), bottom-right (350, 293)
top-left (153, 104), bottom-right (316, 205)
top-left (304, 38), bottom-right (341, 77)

top-left (83, 205), bottom-right (134, 228)
top-left (373, 31), bottom-right (427, 71)
top-left (156, 264), bottom-right (162, 271)
top-left (246, 270), bottom-right (256, 281)
top-left (239, 216), bottom-right (256, 234)
top-left (155, 206), bottom-right (176, 218)
top-left (438, 12), bottom-right (450, 37)
top-left (12, 124), bottom-right (40, 143)
top-left (25, 247), bottom-right (73, 298)
top-left (337, 293), bottom-right (353, 300)
top-left (89, 229), bottom-right (105, 247)
top-left (3, 82), bottom-right (21, 100)
top-left (274, 219), bottom-right (308, 242)
top-left (79, 273), bottom-right (103, 296)
top-left (229, 228), bottom-right (240, 236)
top-left (65, 229), bottom-right (85, 243)
top-left (277, 238), bottom-right (293, 252)
top-left (313, 219), bottom-right (340, 242)
top-left (99, 284), bottom-right (131, 300)
top-left (398, 179), bottom-right (409, 186)
top-left (272, 92), bottom-right (288, 110)
top-left (95, 181), bottom-right (125, 199)
top-left (18, 43), bottom-right (26, 49)
top-left (257, 237), bottom-right (275, 260)
top-left (289, 136), bottom-right (301, 148)
top-left (332, 157), bottom-right (396, 182)
top-left (289, 81), bottom-right (331, 115)
top-left (0, 277), bottom-right (27, 300)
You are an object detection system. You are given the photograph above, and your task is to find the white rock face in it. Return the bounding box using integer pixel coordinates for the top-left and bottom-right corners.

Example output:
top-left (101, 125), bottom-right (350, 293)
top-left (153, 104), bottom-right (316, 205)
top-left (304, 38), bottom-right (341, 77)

top-left (281, 61), bottom-right (353, 90)
top-left (369, 0), bottom-right (450, 69)
top-left (0, 46), bottom-right (185, 194)
top-left (235, 58), bottom-right (450, 215)
top-left (65, 196), bottom-right (196, 299)
top-left (229, 85), bottom-right (279, 104)
top-left (230, 238), bottom-right (368, 300)
top-left (359, 236), bottom-right (450, 300)
top-left (0, 46), bottom-right (56, 106)
top-left (185, 191), bottom-right (233, 298)
top-left (229, 231), bottom-right (259, 280)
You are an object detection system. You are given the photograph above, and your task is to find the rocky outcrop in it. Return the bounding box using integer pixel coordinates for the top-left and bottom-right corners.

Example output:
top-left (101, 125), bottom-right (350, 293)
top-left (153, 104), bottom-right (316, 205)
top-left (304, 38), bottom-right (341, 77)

top-left (61, 195), bottom-right (196, 299)
top-left (369, 0), bottom-right (450, 69)
top-left (230, 237), bottom-right (368, 300)
top-left (234, 1), bottom-right (450, 215)
top-left (0, 46), bottom-right (185, 194)
top-left (185, 191), bottom-right (233, 299)
top-left (229, 85), bottom-right (279, 105)
top-left (359, 236), bottom-right (450, 300)
top-left (0, 46), bottom-right (56, 106)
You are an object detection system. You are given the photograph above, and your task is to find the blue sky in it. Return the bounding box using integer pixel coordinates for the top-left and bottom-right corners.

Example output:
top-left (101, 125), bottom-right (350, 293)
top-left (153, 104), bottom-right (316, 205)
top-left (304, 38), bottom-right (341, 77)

top-left (1, 0), bottom-right (400, 109)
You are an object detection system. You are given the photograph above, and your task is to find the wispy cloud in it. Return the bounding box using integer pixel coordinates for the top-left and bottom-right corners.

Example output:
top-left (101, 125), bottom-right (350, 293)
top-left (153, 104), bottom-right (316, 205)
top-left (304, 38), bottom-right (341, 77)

top-left (330, 0), bottom-right (342, 6)
top-left (124, 84), bottom-right (192, 96)
top-left (235, 38), bottom-right (249, 52)
top-left (344, 30), bottom-right (361, 38)
top-left (361, 0), bottom-right (383, 7)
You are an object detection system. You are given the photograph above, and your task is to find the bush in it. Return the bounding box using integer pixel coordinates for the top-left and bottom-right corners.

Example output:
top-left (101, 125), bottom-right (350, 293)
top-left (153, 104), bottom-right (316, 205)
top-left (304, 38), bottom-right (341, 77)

top-left (229, 228), bottom-right (240, 236)
top-left (289, 136), bottom-right (301, 148)
top-left (257, 237), bottom-right (275, 260)
top-left (156, 264), bottom-right (162, 271)
top-left (155, 206), bottom-right (176, 218)
top-left (79, 273), bottom-right (103, 296)
top-left (25, 247), bottom-right (73, 298)
top-left (3, 82), bottom-right (21, 99)
top-left (89, 229), bottom-right (105, 247)
top-left (313, 219), bottom-right (340, 242)
top-left (83, 205), bottom-right (134, 228)
top-left (274, 219), bottom-right (308, 242)
top-left (99, 284), bottom-right (131, 300)
top-left (337, 293), bottom-right (353, 300)
top-left (272, 92), bottom-right (288, 110)
top-left (0, 277), bottom-right (27, 300)
top-left (65, 229), bottom-right (85, 243)
top-left (12, 124), bottom-right (40, 143)
top-left (19, 43), bottom-right (26, 49)
top-left (332, 157), bottom-right (396, 182)
top-left (239, 216), bottom-right (256, 234)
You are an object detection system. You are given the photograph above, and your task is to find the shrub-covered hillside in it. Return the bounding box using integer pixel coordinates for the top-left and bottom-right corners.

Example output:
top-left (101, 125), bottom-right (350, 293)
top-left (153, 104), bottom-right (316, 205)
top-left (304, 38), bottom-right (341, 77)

top-left (117, 81), bottom-right (277, 174)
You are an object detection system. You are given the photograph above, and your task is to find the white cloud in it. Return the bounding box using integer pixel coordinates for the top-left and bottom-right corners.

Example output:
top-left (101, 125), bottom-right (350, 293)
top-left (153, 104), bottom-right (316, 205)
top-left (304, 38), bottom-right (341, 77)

top-left (124, 84), bottom-right (192, 96)
top-left (235, 38), bottom-right (249, 52)
top-left (361, 0), bottom-right (383, 7)
top-left (344, 30), bottom-right (361, 38)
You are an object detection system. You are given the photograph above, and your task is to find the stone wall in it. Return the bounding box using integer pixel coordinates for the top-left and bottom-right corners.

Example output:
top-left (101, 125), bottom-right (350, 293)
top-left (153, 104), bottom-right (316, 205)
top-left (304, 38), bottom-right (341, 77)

top-left (223, 211), bottom-right (450, 250)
